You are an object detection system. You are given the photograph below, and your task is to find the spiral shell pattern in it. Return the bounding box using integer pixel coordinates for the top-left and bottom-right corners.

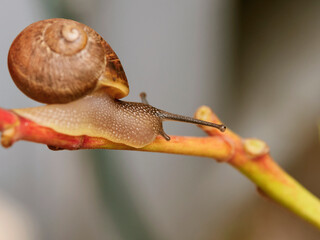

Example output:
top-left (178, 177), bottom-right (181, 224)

top-left (8, 18), bottom-right (108, 103)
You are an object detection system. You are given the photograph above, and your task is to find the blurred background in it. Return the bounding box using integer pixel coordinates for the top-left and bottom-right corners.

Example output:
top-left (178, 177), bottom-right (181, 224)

top-left (0, 0), bottom-right (320, 239)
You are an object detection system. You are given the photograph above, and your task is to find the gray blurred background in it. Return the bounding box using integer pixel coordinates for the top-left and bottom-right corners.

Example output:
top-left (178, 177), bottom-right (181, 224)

top-left (0, 0), bottom-right (319, 239)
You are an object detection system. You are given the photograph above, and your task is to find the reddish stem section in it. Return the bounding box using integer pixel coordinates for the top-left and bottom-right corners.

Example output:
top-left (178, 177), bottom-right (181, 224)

top-left (0, 108), bottom-right (18, 130)
top-left (0, 107), bottom-right (232, 160)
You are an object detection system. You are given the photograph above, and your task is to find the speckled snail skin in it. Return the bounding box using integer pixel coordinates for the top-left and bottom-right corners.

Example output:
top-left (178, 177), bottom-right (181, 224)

top-left (8, 18), bottom-right (226, 148)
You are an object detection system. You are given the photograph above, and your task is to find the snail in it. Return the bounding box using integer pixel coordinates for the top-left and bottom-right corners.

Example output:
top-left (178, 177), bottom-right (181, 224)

top-left (7, 18), bottom-right (226, 148)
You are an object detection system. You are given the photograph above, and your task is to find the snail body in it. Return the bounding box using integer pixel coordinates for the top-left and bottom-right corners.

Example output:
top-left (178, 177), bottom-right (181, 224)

top-left (14, 90), bottom-right (164, 147)
top-left (8, 18), bottom-right (225, 148)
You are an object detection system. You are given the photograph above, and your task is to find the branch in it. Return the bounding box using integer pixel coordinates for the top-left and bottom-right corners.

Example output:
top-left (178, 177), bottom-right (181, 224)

top-left (1, 106), bottom-right (320, 229)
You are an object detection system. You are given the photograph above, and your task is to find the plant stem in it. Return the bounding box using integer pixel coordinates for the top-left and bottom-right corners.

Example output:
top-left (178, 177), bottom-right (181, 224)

top-left (1, 106), bottom-right (320, 230)
top-left (231, 151), bottom-right (320, 229)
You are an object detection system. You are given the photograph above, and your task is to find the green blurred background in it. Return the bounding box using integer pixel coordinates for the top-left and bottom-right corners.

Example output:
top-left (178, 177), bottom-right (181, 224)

top-left (0, 0), bottom-right (319, 239)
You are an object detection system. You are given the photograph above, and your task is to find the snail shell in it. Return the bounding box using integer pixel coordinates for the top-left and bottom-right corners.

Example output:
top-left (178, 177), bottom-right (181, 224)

top-left (7, 18), bottom-right (129, 104)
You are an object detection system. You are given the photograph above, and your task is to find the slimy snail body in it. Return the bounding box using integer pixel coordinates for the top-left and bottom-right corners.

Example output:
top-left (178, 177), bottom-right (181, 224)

top-left (8, 18), bottom-right (225, 148)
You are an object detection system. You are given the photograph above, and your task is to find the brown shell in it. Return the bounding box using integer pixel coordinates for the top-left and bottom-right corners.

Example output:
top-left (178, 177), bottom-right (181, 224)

top-left (8, 18), bottom-right (129, 104)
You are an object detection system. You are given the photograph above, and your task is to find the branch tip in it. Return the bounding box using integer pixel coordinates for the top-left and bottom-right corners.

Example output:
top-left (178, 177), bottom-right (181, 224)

top-left (243, 138), bottom-right (269, 158)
